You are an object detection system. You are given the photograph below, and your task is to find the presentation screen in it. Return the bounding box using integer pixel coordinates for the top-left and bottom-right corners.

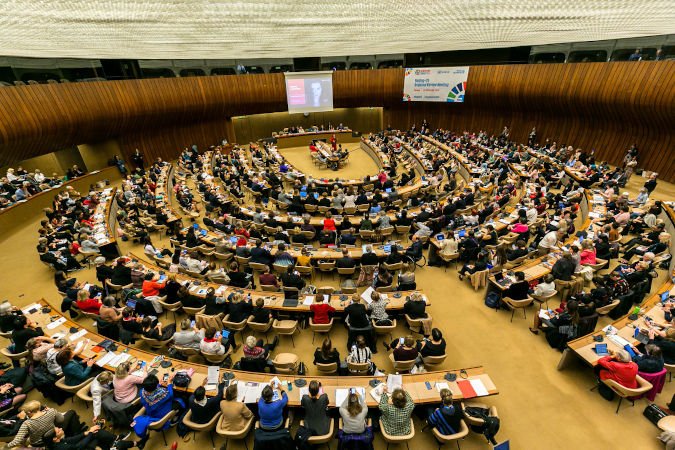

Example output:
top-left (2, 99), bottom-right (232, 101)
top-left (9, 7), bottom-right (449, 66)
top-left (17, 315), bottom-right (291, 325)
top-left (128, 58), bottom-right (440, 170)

top-left (285, 71), bottom-right (334, 114)
top-left (403, 67), bottom-right (470, 102)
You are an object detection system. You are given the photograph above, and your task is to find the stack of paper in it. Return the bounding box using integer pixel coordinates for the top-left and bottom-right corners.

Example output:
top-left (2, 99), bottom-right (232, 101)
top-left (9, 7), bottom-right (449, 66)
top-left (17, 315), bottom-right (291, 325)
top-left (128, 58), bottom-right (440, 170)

top-left (207, 366), bottom-right (220, 384)
top-left (361, 287), bottom-right (375, 304)
top-left (95, 352), bottom-right (117, 367)
top-left (47, 317), bottom-right (67, 330)
top-left (302, 296), bottom-right (315, 306)
top-left (469, 379), bottom-right (489, 396)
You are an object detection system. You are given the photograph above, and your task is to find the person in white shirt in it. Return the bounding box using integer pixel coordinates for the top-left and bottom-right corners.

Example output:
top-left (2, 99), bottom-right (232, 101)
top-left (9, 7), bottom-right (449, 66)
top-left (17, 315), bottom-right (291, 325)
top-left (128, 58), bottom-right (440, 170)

top-left (538, 230), bottom-right (564, 255)
top-left (6, 168), bottom-right (17, 182)
top-left (526, 204), bottom-right (538, 223)
top-left (200, 327), bottom-right (228, 355)
top-left (174, 318), bottom-right (205, 351)
top-left (33, 170), bottom-right (46, 184)
top-left (90, 371), bottom-right (113, 423)
top-left (533, 274), bottom-right (555, 297)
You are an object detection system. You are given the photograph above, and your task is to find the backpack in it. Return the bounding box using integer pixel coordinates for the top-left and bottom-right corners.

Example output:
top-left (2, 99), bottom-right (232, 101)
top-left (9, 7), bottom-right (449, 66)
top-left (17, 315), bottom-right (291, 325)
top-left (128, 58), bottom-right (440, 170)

top-left (484, 291), bottom-right (500, 309)
top-left (173, 371), bottom-right (192, 388)
top-left (464, 406), bottom-right (500, 445)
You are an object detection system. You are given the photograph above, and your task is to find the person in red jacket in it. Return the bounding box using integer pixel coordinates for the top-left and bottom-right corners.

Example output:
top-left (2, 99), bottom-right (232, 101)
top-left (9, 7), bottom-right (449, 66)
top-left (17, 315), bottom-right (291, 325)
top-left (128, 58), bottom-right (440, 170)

top-left (76, 289), bottom-right (102, 314)
top-left (141, 272), bottom-right (167, 297)
top-left (310, 296), bottom-right (335, 325)
top-left (596, 349), bottom-right (638, 389)
top-left (323, 212), bottom-right (337, 232)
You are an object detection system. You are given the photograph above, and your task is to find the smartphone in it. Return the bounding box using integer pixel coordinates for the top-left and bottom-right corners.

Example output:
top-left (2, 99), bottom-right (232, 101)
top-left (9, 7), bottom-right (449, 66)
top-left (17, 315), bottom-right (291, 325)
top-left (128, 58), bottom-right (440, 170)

top-left (351, 345), bottom-right (356, 352)
top-left (425, 381), bottom-right (432, 390)
top-left (399, 337), bottom-right (404, 345)
top-left (162, 373), bottom-right (169, 383)
top-left (190, 320), bottom-right (195, 328)
top-left (350, 388), bottom-right (356, 395)
top-left (287, 381), bottom-right (292, 391)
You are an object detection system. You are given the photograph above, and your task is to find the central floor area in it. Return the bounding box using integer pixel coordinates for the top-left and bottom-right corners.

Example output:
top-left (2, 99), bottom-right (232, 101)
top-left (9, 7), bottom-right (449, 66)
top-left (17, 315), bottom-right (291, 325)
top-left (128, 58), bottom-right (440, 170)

top-left (279, 143), bottom-right (379, 179)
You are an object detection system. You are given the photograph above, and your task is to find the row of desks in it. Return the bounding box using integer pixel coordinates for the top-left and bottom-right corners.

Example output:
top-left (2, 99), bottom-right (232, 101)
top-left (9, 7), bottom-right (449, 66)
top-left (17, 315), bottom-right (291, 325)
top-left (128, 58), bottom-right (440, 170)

top-left (25, 298), bottom-right (496, 405)
top-left (129, 252), bottom-right (428, 313)
top-left (154, 164), bottom-right (181, 223)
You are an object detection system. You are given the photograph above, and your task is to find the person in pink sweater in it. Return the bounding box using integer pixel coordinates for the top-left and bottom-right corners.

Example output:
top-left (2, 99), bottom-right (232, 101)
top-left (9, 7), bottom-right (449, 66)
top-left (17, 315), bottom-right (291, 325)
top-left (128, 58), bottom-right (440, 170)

top-left (113, 361), bottom-right (147, 403)
top-left (579, 239), bottom-right (597, 265)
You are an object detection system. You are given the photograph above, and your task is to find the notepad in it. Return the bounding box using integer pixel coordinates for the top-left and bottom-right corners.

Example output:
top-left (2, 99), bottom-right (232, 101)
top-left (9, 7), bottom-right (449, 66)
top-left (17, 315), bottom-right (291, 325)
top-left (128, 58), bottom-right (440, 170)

top-left (69, 329), bottom-right (88, 341)
top-left (95, 352), bottom-right (117, 367)
top-left (207, 366), bottom-right (220, 384)
top-left (456, 380), bottom-right (477, 399)
top-left (46, 317), bottom-right (67, 330)
top-left (302, 295), bottom-right (315, 306)
top-left (435, 382), bottom-right (449, 394)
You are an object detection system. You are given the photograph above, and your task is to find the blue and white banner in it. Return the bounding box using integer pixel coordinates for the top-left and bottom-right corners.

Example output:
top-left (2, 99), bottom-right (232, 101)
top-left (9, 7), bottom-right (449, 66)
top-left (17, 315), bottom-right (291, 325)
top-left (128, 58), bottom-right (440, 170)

top-left (403, 67), bottom-right (469, 102)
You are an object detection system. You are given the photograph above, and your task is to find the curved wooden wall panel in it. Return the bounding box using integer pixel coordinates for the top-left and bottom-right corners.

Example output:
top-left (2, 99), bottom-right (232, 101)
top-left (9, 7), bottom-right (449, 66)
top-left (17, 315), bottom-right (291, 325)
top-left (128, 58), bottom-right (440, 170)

top-left (0, 63), bottom-right (672, 181)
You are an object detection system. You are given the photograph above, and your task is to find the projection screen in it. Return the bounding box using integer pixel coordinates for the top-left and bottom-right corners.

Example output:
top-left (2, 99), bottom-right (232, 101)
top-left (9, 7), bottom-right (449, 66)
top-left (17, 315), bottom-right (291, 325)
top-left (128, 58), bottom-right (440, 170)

top-left (284, 71), bottom-right (334, 114)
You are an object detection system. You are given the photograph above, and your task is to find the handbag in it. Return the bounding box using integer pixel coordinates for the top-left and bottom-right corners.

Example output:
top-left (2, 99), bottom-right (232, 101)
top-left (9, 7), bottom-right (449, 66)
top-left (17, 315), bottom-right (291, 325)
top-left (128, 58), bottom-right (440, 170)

top-left (643, 404), bottom-right (668, 426)
top-left (173, 371), bottom-right (192, 388)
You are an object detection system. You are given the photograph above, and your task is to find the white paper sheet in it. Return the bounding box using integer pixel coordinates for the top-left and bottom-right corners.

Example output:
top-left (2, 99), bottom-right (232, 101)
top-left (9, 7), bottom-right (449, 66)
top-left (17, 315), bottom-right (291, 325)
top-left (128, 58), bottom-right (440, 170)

top-left (95, 352), bottom-right (117, 367)
top-left (69, 329), bottom-right (88, 342)
top-left (302, 296), bottom-right (315, 306)
top-left (46, 317), bottom-right (67, 330)
top-left (244, 383), bottom-right (261, 403)
top-left (435, 382), bottom-right (449, 394)
top-left (21, 303), bottom-right (40, 314)
top-left (207, 366), bottom-right (220, 384)
top-left (361, 287), bottom-right (375, 304)
top-left (335, 387), bottom-right (365, 407)
top-left (387, 374), bottom-right (402, 391)
top-left (299, 387), bottom-right (309, 399)
top-left (370, 384), bottom-right (384, 402)
top-left (469, 379), bottom-right (489, 396)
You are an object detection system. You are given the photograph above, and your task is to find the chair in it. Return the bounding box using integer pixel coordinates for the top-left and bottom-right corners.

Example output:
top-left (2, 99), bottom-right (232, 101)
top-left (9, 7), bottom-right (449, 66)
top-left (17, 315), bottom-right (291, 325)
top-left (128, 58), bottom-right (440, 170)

top-left (380, 227), bottom-right (395, 241)
top-left (316, 286), bottom-right (335, 296)
top-left (140, 335), bottom-right (173, 351)
top-left (404, 314), bottom-right (425, 335)
top-left (295, 265), bottom-right (314, 280)
top-left (272, 353), bottom-right (298, 374)
top-left (468, 269), bottom-right (489, 291)
top-left (317, 261), bottom-right (336, 281)
top-left (222, 314), bottom-right (248, 340)
top-left (156, 297), bottom-right (180, 321)
top-left (78, 251), bottom-right (99, 268)
top-left (359, 229), bottom-right (375, 242)
top-left (106, 281), bottom-right (133, 299)
top-left (55, 376), bottom-right (95, 403)
top-left (376, 285), bottom-right (393, 293)
top-left (422, 354), bottom-right (447, 370)
top-left (235, 255), bottom-right (251, 269)
top-left (388, 354), bottom-right (416, 373)
top-left (347, 361), bottom-right (370, 375)
top-left (554, 279), bottom-right (575, 303)
top-left (315, 362), bottom-right (338, 375)
top-left (602, 375), bottom-right (653, 414)
top-left (202, 347), bottom-right (232, 365)
top-left (309, 317), bottom-right (334, 344)
top-left (215, 415), bottom-right (253, 450)
top-left (214, 252), bottom-right (234, 266)
top-left (249, 262), bottom-right (268, 277)
top-left (182, 305), bottom-right (206, 317)
top-left (133, 407), bottom-right (178, 445)
top-left (182, 410), bottom-right (222, 447)
top-left (76, 380), bottom-right (113, 409)
top-left (502, 296), bottom-right (534, 322)
top-left (373, 319), bottom-right (397, 342)
top-left (272, 263), bottom-right (288, 276)
top-left (379, 418), bottom-right (414, 450)
top-left (383, 261), bottom-right (403, 273)
top-left (174, 345), bottom-right (202, 361)
top-left (665, 363), bottom-right (675, 383)
top-left (596, 299), bottom-right (620, 316)
top-left (439, 252), bottom-right (459, 271)
top-left (460, 401), bottom-right (498, 428)
top-left (247, 316), bottom-right (273, 341)
top-left (299, 418), bottom-right (334, 448)
top-left (531, 290), bottom-right (558, 310)
top-left (395, 225), bottom-right (411, 241)
top-left (0, 348), bottom-right (28, 366)
top-left (431, 420), bottom-right (470, 449)
top-left (337, 266), bottom-right (356, 280)
top-left (260, 284), bottom-right (279, 292)
top-left (273, 319), bottom-right (299, 347)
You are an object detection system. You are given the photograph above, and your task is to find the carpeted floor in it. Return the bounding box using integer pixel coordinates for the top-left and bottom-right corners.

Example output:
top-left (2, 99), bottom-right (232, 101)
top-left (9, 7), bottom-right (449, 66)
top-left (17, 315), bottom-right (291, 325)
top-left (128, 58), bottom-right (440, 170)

top-left (1, 148), bottom-right (674, 449)
top-left (279, 143), bottom-right (378, 180)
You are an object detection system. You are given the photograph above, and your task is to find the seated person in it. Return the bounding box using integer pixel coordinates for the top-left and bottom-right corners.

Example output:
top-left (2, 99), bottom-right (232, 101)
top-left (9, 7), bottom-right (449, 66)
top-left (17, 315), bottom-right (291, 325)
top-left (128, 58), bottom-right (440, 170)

top-left (314, 338), bottom-right (340, 365)
top-left (56, 347), bottom-right (95, 386)
top-left (259, 266), bottom-right (279, 288)
top-left (629, 343), bottom-right (664, 373)
top-left (417, 328), bottom-right (447, 359)
top-left (530, 300), bottom-right (579, 335)
top-left (403, 292), bottom-right (427, 319)
top-left (368, 290), bottom-right (391, 326)
top-left (76, 289), bottom-right (102, 314)
top-left (242, 335), bottom-right (278, 360)
top-left (397, 263), bottom-right (416, 291)
top-left (339, 389), bottom-right (368, 435)
top-left (174, 318), bottom-right (205, 351)
top-left (11, 315), bottom-right (44, 353)
top-left (502, 271), bottom-right (529, 300)
top-left (385, 335), bottom-right (419, 361)
top-left (141, 317), bottom-right (175, 341)
top-left (187, 376), bottom-right (226, 427)
top-left (219, 384), bottom-right (254, 432)
top-left (533, 274), bottom-right (556, 297)
top-left (257, 384), bottom-right (288, 431)
top-left (457, 251), bottom-right (487, 280)
top-left (310, 296), bottom-right (335, 324)
top-left (427, 389), bottom-right (465, 436)
top-left (227, 262), bottom-right (250, 288)
top-left (133, 373), bottom-right (183, 447)
top-left (379, 386), bottom-right (414, 436)
top-left (200, 327), bottom-right (233, 355)
top-left (300, 380), bottom-right (330, 436)
top-left (347, 335), bottom-right (375, 374)
top-left (251, 298), bottom-right (271, 324)
top-left (595, 349), bottom-right (638, 389)
top-left (43, 424), bottom-right (135, 450)
top-left (336, 249), bottom-right (357, 269)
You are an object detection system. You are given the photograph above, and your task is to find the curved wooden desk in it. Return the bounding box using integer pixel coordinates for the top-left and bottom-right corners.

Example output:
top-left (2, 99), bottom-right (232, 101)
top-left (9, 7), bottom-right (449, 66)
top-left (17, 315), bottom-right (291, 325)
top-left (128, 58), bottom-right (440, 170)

top-left (26, 298), bottom-right (496, 406)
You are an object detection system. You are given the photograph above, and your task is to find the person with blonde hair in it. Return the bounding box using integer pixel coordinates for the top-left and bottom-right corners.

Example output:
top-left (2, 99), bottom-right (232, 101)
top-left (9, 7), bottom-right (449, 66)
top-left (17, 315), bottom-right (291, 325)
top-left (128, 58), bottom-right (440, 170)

top-left (7, 400), bottom-right (81, 448)
top-left (113, 360), bottom-right (147, 404)
top-left (90, 371), bottom-right (113, 423)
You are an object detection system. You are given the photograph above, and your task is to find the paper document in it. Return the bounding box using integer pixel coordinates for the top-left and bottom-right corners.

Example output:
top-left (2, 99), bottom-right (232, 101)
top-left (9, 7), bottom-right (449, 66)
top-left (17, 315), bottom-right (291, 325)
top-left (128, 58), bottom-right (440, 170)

top-left (244, 383), bottom-right (262, 403)
top-left (47, 317), bottom-right (67, 330)
top-left (303, 296), bottom-right (315, 306)
top-left (235, 382), bottom-right (248, 402)
top-left (435, 382), bottom-right (449, 394)
top-left (361, 287), bottom-right (375, 304)
top-left (387, 374), bottom-right (402, 391)
top-left (469, 379), bottom-right (489, 396)
top-left (370, 384), bottom-right (385, 402)
top-left (335, 388), bottom-right (365, 407)
top-left (21, 303), bottom-right (40, 314)
top-left (95, 352), bottom-right (117, 367)
top-left (207, 366), bottom-right (220, 384)
top-left (69, 329), bottom-right (88, 341)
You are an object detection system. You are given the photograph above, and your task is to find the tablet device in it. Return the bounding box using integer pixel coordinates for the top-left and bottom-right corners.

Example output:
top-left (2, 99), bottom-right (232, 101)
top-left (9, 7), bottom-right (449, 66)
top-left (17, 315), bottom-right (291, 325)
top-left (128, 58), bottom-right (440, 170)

top-left (385, 188), bottom-right (392, 193)
top-left (193, 223), bottom-right (199, 229)
top-left (661, 292), bottom-right (670, 303)
top-left (299, 192), bottom-right (307, 198)
top-left (126, 299), bottom-right (136, 309)
top-left (436, 234), bottom-right (445, 241)
top-left (458, 230), bottom-right (466, 238)
top-left (593, 344), bottom-right (609, 356)
top-left (200, 229), bottom-right (207, 236)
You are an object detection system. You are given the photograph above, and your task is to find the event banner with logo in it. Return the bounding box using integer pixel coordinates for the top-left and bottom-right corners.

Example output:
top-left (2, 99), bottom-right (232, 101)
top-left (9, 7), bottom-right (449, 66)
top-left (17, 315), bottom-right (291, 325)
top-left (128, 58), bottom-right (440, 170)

top-left (402, 67), bottom-right (470, 102)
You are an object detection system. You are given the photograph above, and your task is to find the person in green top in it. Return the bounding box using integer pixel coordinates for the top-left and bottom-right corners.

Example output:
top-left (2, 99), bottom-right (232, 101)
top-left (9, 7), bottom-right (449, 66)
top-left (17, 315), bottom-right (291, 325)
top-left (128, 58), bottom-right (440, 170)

top-left (359, 213), bottom-right (373, 231)
top-left (378, 386), bottom-right (414, 436)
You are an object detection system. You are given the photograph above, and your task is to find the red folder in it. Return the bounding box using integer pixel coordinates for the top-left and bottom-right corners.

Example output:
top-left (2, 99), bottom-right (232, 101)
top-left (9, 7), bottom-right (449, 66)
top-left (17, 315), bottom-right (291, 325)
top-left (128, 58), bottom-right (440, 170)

top-left (457, 380), bottom-right (477, 399)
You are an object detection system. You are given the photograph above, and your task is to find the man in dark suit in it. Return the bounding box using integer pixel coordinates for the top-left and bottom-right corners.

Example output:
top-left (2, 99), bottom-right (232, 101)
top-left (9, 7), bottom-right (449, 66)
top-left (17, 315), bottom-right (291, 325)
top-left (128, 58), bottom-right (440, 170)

top-left (340, 228), bottom-right (357, 245)
top-left (280, 266), bottom-right (306, 299)
top-left (250, 239), bottom-right (274, 266)
top-left (336, 249), bottom-right (357, 269)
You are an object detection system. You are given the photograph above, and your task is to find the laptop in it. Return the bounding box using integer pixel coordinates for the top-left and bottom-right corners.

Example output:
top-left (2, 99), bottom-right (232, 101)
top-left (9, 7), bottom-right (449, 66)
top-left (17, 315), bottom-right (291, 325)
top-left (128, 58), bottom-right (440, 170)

top-left (593, 344), bottom-right (609, 356)
top-left (493, 441), bottom-right (510, 450)
top-left (662, 292), bottom-right (671, 303)
top-left (126, 299), bottom-right (137, 309)
top-left (458, 230), bottom-right (466, 238)
top-left (436, 234), bottom-right (445, 241)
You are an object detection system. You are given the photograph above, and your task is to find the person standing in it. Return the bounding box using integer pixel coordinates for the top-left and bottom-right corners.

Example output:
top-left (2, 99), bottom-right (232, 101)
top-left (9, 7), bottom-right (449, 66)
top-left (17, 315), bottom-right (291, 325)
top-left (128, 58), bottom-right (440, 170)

top-left (132, 149), bottom-right (144, 170)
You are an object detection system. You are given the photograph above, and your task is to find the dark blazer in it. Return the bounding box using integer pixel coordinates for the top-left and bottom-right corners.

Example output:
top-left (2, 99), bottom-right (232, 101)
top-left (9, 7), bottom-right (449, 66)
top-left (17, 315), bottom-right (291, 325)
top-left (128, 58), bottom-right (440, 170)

top-left (250, 247), bottom-right (273, 265)
top-left (111, 265), bottom-right (132, 286)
